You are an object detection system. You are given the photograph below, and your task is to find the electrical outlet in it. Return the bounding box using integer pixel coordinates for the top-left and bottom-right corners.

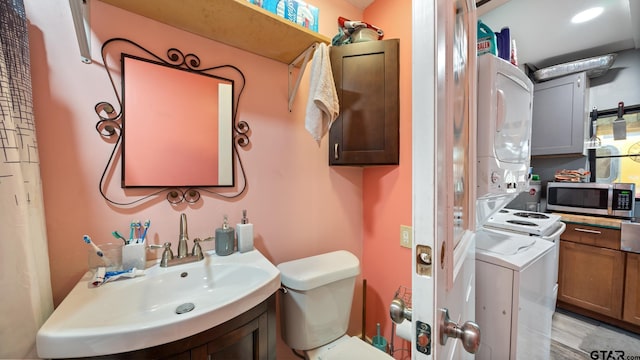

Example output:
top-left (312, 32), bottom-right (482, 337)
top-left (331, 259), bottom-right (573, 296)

top-left (400, 225), bottom-right (412, 248)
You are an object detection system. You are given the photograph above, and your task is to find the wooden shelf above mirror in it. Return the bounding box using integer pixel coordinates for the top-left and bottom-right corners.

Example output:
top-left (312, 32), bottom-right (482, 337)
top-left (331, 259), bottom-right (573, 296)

top-left (99, 0), bottom-right (331, 65)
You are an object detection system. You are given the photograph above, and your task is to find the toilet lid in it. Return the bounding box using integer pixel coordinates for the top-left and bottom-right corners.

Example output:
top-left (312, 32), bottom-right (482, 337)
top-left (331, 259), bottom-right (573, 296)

top-left (310, 336), bottom-right (393, 360)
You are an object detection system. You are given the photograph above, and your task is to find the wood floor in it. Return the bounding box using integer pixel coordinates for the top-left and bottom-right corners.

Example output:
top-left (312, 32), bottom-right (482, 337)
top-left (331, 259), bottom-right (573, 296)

top-left (551, 309), bottom-right (640, 359)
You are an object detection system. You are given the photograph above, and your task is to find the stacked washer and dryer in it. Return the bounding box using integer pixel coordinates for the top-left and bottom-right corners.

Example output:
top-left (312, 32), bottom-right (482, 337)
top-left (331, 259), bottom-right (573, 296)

top-left (474, 54), bottom-right (565, 360)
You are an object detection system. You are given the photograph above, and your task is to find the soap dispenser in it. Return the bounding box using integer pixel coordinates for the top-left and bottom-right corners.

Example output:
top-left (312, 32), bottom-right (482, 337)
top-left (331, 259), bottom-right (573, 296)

top-left (236, 209), bottom-right (254, 253)
top-left (215, 215), bottom-right (235, 256)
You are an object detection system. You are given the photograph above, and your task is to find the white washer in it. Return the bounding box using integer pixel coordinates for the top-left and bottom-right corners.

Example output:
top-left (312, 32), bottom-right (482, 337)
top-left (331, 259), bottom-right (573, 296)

top-left (485, 208), bottom-right (566, 306)
top-left (475, 228), bottom-right (556, 360)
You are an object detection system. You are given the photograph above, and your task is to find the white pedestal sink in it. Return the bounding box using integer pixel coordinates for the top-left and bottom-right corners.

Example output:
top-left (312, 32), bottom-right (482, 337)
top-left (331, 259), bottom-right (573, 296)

top-left (36, 249), bottom-right (281, 358)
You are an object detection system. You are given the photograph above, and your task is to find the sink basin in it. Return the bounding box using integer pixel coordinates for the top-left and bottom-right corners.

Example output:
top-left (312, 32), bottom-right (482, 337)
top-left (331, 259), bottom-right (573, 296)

top-left (36, 249), bottom-right (280, 358)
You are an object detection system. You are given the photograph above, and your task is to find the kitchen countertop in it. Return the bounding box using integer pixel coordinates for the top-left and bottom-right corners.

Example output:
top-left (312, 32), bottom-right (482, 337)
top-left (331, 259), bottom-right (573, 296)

top-left (552, 212), bottom-right (623, 229)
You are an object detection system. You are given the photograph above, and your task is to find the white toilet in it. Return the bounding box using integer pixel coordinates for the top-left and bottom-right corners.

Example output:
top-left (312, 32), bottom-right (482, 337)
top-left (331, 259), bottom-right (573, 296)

top-left (277, 250), bottom-right (394, 360)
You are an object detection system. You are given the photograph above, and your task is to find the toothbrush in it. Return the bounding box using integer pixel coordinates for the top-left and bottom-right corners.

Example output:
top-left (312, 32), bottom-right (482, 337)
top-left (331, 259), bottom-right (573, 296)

top-left (140, 219), bottom-right (150, 243)
top-left (131, 221), bottom-right (140, 243)
top-left (135, 220), bottom-right (142, 240)
top-left (111, 230), bottom-right (127, 244)
top-left (129, 221), bottom-right (135, 244)
top-left (83, 235), bottom-right (112, 266)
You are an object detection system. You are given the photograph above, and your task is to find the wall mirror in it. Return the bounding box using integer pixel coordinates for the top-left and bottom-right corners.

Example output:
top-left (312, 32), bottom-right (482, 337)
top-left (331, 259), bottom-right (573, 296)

top-left (122, 54), bottom-right (233, 187)
top-left (96, 38), bottom-right (249, 205)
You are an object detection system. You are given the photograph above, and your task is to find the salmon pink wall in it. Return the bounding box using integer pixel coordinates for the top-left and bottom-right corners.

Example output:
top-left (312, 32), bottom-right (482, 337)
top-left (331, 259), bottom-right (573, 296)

top-left (25, 1), bottom-right (365, 359)
top-left (362, 0), bottom-right (413, 357)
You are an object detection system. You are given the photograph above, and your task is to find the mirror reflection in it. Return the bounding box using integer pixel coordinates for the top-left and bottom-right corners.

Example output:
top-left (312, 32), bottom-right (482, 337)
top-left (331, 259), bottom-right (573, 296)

top-left (122, 55), bottom-right (234, 187)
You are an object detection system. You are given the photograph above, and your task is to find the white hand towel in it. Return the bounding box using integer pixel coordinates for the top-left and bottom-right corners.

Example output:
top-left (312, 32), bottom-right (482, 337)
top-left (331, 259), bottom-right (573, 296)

top-left (305, 43), bottom-right (339, 143)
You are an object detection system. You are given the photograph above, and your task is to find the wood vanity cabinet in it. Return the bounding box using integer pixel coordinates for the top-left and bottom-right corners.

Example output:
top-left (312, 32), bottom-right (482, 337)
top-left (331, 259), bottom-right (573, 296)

top-left (88, 294), bottom-right (276, 360)
top-left (557, 223), bottom-right (624, 319)
top-left (531, 72), bottom-right (588, 156)
top-left (172, 309), bottom-right (271, 360)
top-left (329, 39), bottom-right (399, 166)
top-left (624, 252), bottom-right (640, 326)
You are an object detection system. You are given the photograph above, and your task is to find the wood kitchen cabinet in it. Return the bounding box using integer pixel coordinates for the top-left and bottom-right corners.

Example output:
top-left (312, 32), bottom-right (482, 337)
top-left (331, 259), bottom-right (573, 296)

top-left (558, 240), bottom-right (625, 318)
top-left (329, 39), bottom-right (399, 166)
top-left (624, 252), bottom-right (640, 326)
top-left (559, 222), bottom-right (620, 250)
top-left (557, 223), bottom-right (624, 319)
top-left (531, 72), bottom-right (588, 156)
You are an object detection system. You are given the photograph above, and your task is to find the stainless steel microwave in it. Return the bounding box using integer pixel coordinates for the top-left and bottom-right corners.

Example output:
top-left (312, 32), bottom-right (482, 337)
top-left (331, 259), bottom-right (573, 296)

top-left (546, 182), bottom-right (635, 218)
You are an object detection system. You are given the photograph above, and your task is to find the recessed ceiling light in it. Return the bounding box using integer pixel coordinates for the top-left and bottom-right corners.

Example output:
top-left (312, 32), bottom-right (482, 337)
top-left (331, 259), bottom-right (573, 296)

top-left (571, 7), bottom-right (604, 24)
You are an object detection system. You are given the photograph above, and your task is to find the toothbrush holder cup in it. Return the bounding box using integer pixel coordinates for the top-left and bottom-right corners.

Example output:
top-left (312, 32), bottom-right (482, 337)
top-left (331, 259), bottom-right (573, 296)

top-left (122, 242), bottom-right (147, 270)
top-left (87, 242), bottom-right (123, 273)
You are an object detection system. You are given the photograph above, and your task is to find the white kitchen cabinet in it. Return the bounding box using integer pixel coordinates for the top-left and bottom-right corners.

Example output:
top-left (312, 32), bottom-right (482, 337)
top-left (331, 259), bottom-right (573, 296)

top-left (531, 72), bottom-right (588, 156)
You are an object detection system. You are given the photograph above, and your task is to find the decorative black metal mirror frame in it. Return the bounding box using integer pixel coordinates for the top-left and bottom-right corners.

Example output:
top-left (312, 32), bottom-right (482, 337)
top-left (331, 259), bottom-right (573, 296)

top-left (95, 38), bottom-right (250, 206)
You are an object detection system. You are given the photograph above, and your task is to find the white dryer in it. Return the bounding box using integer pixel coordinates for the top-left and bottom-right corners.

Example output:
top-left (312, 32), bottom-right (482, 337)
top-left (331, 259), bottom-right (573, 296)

top-left (476, 55), bottom-right (534, 226)
top-left (475, 228), bottom-right (556, 360)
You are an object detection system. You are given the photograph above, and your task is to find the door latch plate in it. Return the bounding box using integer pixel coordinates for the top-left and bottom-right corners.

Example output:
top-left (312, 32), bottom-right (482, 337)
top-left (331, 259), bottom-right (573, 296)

top-left (416, 320), bottom-right (432, 355)
top-left (416, 245), bottom-right (432, 276)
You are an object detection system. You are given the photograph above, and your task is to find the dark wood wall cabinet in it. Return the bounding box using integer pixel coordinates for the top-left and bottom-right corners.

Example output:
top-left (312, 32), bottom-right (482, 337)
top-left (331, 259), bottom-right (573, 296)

top-left (82, 294), bottom-right (276, 360)
top-left (557, 223), bottom-right (640, 334)
top-left (329, 39), bottom-right (400, 166)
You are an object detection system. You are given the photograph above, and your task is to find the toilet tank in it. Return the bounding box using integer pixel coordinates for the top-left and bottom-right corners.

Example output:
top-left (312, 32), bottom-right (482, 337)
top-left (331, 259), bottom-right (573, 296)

top-left (277, 250), bottom-right (360, 351)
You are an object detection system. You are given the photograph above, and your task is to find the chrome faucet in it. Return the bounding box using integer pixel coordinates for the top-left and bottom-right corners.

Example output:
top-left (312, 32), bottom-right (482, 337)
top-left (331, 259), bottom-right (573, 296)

top-left (146, 242), bottom-right (175, 267)
top-left (147, 214), bottom-right (214, 267)
top-left (160, 242), bottom-right (174, 267)
top-left (178, 213), bottom-right (189, 258)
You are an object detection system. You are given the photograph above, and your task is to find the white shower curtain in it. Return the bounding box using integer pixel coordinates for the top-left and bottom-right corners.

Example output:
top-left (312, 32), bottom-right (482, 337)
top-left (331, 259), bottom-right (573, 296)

top-left (0, 0), bottom-right (54, 358)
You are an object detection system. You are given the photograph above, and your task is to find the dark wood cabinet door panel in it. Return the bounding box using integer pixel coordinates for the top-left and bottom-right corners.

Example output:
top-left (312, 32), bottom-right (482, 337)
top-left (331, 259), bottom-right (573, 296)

top-left (329, 39), bottom-right (399, 165)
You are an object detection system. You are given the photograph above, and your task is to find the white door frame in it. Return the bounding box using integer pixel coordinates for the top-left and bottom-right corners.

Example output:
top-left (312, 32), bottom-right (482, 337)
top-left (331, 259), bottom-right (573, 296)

top-left (412, 0), bottom-right (437, 352)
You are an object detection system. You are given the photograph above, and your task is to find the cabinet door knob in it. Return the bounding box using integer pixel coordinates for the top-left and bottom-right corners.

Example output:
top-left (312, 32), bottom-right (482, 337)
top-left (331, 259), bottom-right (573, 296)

top-left (334, 143), bottom-right (339, 160)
